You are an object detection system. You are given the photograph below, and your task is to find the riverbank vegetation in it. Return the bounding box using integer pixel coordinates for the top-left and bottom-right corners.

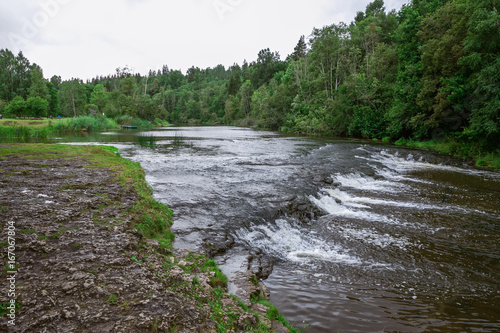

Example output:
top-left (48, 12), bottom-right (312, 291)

top-left (0, 116), bottom-right (166, 140)
top-left (1, 0), bottom-right (498, 168)
top-left (0, 117), bottom-right (119, 139)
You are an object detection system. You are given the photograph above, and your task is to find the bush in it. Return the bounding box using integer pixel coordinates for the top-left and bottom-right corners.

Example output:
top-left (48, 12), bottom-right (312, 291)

top-left (5, 96), bottom-right (26, 118)
top-left (394, 138), bottom-right (407, 146)
top-left (115, 115), bottom-right (152, 128)
top-left (26, 97), bottom-right (49, 118)
top-left (153, 118), bottom-right (169, 126)
top-left (115, 115), bottom-right (134, 125)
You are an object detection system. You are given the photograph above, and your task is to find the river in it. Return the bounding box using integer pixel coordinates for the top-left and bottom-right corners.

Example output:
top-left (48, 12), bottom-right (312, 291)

top-left (60, 126), bottom-right (500, 332)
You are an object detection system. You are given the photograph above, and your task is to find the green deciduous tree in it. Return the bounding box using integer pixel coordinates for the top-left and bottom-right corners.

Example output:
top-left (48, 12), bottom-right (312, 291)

top-left (386, 3), bottom-right (424, 138)
top-left (5, 96), bottom-right (26, 118)
top-left (90, 84), bottom-right (108, 112)
top-left (59, 79), bottom-right (87, 117)
top-left (29, 66), bottom-right (49, 100)
top-left (415, 0), bottom-right (469, 139)
top-left (0, 50), bottom-right (32, 101)
top-left (227, 74), bottom-right (242, 96)
top-left (26, 96), bottom-right (49, 118)
top-left (46, 82), bottom-right (60, 117)
top-left (461, 0), bottom-right (500, 151)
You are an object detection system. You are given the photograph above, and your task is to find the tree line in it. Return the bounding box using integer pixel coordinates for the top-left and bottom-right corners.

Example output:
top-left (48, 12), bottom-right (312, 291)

top-left (0, 0), bottom-right (498, 153)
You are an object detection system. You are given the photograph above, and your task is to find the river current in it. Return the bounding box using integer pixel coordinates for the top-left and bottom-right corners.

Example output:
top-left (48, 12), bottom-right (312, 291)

top-left (65, 126), bottom-right (500, 332)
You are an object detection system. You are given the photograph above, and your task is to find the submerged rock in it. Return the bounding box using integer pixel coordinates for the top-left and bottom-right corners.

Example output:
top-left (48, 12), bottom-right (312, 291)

top-left (280, 195), bottom-right (325, 223)
top-left (203, 233), bottom-right (235, 257)
top-left (248, 249), bottom-right (274, 280)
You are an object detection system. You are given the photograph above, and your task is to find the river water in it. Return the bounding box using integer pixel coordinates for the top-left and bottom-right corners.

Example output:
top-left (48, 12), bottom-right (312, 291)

top-left (61, 126), bottom-right (500, 332)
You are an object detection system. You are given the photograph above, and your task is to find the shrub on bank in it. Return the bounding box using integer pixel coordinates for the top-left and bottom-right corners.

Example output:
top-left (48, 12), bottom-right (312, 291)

top-left (115, 115), bottom-right (152, 128)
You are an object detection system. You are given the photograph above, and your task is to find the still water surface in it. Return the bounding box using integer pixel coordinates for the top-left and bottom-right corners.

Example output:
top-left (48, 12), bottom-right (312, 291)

top-left (57, 126), bottom-right (500, 332)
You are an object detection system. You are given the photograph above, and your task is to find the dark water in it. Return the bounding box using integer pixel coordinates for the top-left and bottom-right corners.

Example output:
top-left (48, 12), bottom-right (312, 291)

top-left (54, 127), bottom-right (500, 332)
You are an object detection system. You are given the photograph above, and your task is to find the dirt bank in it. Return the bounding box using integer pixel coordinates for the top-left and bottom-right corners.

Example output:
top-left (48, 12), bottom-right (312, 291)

top-left (0, 144), bottom-right (290, 333)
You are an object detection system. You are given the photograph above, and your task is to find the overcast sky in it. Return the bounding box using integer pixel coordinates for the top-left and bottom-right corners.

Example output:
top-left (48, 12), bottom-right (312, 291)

top-left (0, 0), bottom-right (409, 81)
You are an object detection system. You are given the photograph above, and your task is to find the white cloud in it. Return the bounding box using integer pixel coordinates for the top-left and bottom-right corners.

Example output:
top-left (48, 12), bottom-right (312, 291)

top-left (0, 0), bottom-right (409, 80)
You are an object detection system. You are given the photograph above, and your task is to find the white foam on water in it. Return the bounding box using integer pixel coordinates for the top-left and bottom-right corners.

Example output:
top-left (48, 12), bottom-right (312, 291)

top-left (309, 194), bottom-right (397, 224)
top-left (372, 166), bottom-right (407, 181)
top-left (236, 219), bottom-right (363, 265)
top-left (331, 224), bottom-right (414, 250)
top-left (362, 150), bottom-right (489, 177)
top-left (325, 188), bottom-right (445, 211)
top-left (333, 173), bottom-right (401, 192)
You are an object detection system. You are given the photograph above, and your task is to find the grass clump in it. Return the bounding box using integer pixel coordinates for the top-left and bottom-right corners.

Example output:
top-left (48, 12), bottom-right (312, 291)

top-left (50, 116), bottom-right (119, 132)
top-left (106, 294), bottom-right (118, 306)
top-left (0, 124), bottom-right (50, 140)
top-left (0, 301), bottom-right (21, 318)
top-left (475, 153), bottom-right (500, 169)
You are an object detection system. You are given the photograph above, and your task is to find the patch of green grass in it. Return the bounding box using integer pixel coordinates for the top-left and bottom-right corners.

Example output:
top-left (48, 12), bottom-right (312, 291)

top-left (0, 301), bottom-right (21, 318)
top-left (0, 125), bottom-right (50, 140)
top-left (61, 183), bottom-right (94, 190)
top-left (394, 138), bottom-right (407, 146)
top-left (131, 256), bottom-right (142, 265)
top-left (0, 118), bottom-right (55, 128)
top-left (192, 277), bottom-right (200, 286)
top-left (49, 229), bottom-right (67, 239)
top-left (209, 271), bottom-right (228, 289)
top-left (250, 274), bottom-right (259, 286)
top-left (106, 294), bottom-right (118, 306)
top-left (476, 153), bottom-right (500, 169)
top-left (95, 193), bottom-right (108, 199)
top-left (200, 258), bottom-right (218, 272)
top-left (20, 229), bottom-right (36, 234)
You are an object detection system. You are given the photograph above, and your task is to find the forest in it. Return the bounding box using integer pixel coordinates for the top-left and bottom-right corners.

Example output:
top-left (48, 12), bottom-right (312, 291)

top-left (0, 0), bottom-right (499, 159)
